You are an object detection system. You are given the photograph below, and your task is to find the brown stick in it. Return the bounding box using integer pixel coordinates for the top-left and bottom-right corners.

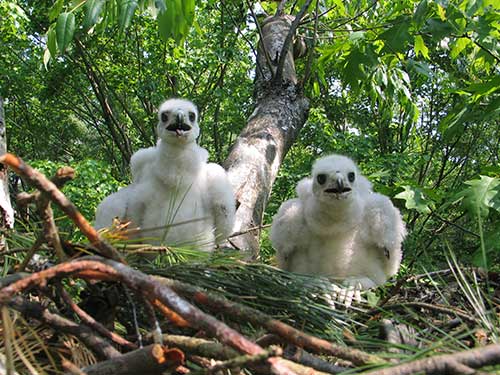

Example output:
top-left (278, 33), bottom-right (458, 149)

top-left (284, 345), bottom-right (348, 374)
top-left (58, 286), bottom-right (137, 350)
top-left (153, 276), bottom-right (384, 366)
top-left (8, 296), bottom-right (120, 360)
top-left (151, 299), bottom-right (190, 327)
top-left (207, 346), bottom-right (283, 374)
top-left (81, 344), bottom-right (184, 375)
top-left (0, 259), bottom-right (297, 375)
top-left (161, 334), bottom-right (240, 360)
top-left (274, 0), bottom-right (313, 83)
top-left (0, 153), bottom-right (124, 262)
top-left (363, 343), bottom-right (500, 375)
top-left (61, 357), bottom-right (87, 375)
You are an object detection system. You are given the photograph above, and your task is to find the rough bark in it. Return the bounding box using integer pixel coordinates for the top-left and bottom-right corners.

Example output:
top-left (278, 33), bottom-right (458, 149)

top-left (80, 344), bottom-right (184, 375)
top-left (0, 97), bottom-right (14, 247)
top-left (224, 15), bottom-right (310, 257)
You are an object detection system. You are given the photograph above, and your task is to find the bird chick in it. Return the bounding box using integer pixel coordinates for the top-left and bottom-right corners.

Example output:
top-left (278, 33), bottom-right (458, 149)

top-left (270, 154), bottom-right (406, 290)
top-left (95, 98), bottom-right (235, 251)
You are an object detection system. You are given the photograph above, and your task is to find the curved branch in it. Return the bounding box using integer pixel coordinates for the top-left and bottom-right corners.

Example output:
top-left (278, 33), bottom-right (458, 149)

top-left (274, 0), bottom-right (313, 83)
top-left (0, 153), bottom-right (124, 262)
top-left (8, 296), bottom-right (120, 360)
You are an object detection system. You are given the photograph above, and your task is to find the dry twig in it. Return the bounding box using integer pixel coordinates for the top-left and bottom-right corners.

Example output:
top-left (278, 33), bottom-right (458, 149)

top-left (0, 153), bottom-right (124, 262)
top-left (363, 343), bottom-right (500, 375)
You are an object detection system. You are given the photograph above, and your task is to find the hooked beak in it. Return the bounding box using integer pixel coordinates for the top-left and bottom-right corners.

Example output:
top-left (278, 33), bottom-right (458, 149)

top-left (324, 174), bottom-right (352, 195)
top-left (166, 112), bottom-right (192, 136)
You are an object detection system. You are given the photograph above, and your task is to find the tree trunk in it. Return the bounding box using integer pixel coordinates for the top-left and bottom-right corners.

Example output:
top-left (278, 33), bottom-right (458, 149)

top-left (224, 15), bottom-right (310, 257)
top-left (0, 97), bottom-right (14, 249)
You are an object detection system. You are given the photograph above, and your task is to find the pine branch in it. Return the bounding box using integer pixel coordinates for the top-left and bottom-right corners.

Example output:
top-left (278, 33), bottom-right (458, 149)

top-left (153, 275), bottom-right (385, 366)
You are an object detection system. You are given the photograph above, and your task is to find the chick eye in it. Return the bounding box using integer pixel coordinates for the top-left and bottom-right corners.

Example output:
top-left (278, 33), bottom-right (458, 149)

top-left (348, 172), bottom-right (355, 182)
top-left (316, 174), bottom-right (327, 185)
top-left (161, 111), bottom-right (170, 122)
top-left (189, 111), bottom-right (196, 122)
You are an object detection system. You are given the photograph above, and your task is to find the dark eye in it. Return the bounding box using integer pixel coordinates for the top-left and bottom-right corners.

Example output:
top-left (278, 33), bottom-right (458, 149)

top-left (161, 111), bottom-right (170, 122)
top-left (189, 111), bottom-right (196, 122)
top-left (348, 172), bottom-right (355, 182)
top-left (316, 174), bottom-right (327, 185)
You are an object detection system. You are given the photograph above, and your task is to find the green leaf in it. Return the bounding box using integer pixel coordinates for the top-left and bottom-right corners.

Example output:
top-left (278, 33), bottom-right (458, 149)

top-left (450, 37), bottom-right (470, 59)
top-left (414, 35), bottom-right (430, 59)
top-left (413, 0), bottom-right (429, 26)
top-left (437, 4), bottom-right (446, 21)
top-left (438, 105), bottom-right (468, 140)
top-left (84, 0), bottom-right (105, 29)
top-left (409, 60), bottom-right (432, 77)
top-left (157, 0), bottom-right (193, 43)
top-left (379, 18), bottom-right (411, 53)
top-left (56, 12), bottom-right (76, 54)
top-left (157, 7), bottom-right (175, 41)
top-left (182, 0), bottom-right (195, 27)
top-left (460, 176), bottom-right (500, 218)
top-left (395, 185), bottom-right (431, 214)
top-left (118, 0), bottom-right (138, 34)
top-left (465, 75), bottom-right (500, 97)
top-left (49, 0), bottom-right (64, 22)
top-left (425, 19), bottom-right (454, 40)
top-left (47, 26), bottom-right (57, 57)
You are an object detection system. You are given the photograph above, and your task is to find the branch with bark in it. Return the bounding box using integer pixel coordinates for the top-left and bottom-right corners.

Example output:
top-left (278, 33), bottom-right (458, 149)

top-left (363, 344), bottom-right (500, 375)
top-left (0, 153), bottom-right (124, 262)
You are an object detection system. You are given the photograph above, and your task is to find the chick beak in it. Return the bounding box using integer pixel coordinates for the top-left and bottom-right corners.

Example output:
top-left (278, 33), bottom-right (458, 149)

top-left (335, 174), bottom-right (344, 191)
top-left (175, 113), bottom-right (183, 125)
top-left (175, 113), bottom-right (183, 136)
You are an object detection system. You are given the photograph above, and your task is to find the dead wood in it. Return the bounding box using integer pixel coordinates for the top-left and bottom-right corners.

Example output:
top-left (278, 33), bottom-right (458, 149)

top-left (363, 343), bottom-right (500, 375)
top-left (284, 345), bottom-right (348, 374)
top-left (153, 275), bottom-right (385, 366)
top-left (161, 335), bottom-right (239, 360)
top-left (0, 258), bottom-right (298, 375)
top-left (16, 166), bottom-right (76, 270)
top-left (80, 344), bottom-right (184, 375)
top-left (207, 346), bottom-right (283, 374)
top-left (7, 296), bottom-right (121, 360)
top-left (58, 285), bottom-right (137, 350)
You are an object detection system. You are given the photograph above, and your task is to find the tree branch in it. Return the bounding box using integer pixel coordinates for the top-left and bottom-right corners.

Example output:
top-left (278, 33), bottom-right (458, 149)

top-left (302, 0), bottom-right (320, 86)
top-left (81, 344), bottom-right (184, 375)
top-left (154, 275), bottom-right (385, 366)
top-left (274, 0), bottom-right (313, 83)
top-left (0, 153), bottom-right (124, 262)
top-left (0, 258), bottom-right (297, 375)
top-left (363, 343), bottom-right (500, 375)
